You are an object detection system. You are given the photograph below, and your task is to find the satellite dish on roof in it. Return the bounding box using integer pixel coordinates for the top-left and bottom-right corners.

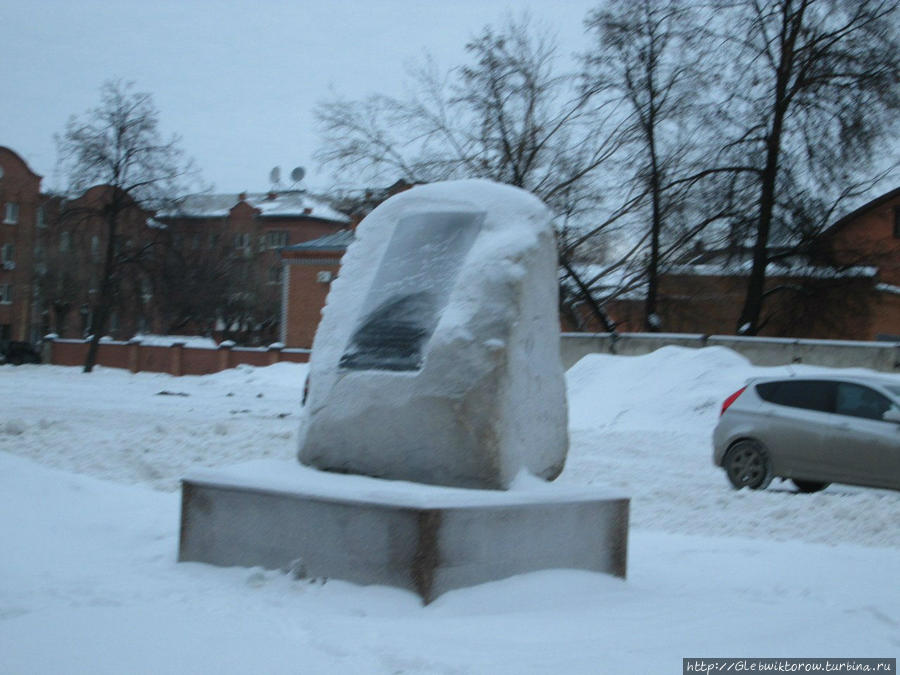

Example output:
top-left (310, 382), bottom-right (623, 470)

top-left (290, 166), bottom-right (306, 183)
top-left (269, 166), bottom-right (282, 187)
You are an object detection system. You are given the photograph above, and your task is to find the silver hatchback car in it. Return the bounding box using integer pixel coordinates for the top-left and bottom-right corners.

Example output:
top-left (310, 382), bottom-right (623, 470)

top-left (713, 375), bottom-right (900, 492)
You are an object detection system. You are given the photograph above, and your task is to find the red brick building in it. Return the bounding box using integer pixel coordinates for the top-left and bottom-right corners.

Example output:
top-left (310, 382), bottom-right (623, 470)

top-left (34, 185), bottom-right (161, 340)
top-left (0, 146), bottom-right (42, 343)
top-left (280, 230), bottom-right (353, 348)
top-left (277, 180), bottom-right (417, 349)
top-left (601, 187), bottom-right (900, 340)
top-left (158, 191), bottom-right (350, 344)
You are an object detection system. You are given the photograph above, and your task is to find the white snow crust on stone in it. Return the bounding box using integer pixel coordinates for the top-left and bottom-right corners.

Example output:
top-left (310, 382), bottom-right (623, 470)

top-left (298, 179), bottom-right (568, 490)
top-left (186, 459), bottom-right (623, 510)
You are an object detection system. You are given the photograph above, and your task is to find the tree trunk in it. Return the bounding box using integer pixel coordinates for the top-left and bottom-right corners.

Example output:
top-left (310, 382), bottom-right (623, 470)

top-left (643, 131), bottom-right (663, 332)
top-left (736, 3), bottom-right (802, 335)
top-left (560, 257), bottom-right (617, 333)
top-left (83, 208), bottom-right (119, 373)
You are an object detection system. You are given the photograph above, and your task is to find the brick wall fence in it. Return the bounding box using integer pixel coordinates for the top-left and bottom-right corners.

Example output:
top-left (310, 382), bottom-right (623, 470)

top-left (42, 333), bottom-right (900, 376)
top-left (45, 338), bottom-right (310, 376)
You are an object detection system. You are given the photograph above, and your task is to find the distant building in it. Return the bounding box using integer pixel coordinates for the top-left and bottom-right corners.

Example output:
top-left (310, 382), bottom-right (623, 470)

top-left (158, 191), bottom-right (350, 344)
top-left (280, 230), bottom-right (354, 348)
top-left (0, 147), bottom-right (42, 343)
top-left (277, 180), bottom-right (415, 349)
top-left (597, 186), bottom-right (900, 341)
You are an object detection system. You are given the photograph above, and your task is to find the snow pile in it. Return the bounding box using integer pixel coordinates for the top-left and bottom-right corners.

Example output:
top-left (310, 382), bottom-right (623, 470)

top-left (563, 346), bottom-right (900, 546)
top-left (132, 334), bottom-right (219, 349)
top-left (0, 362), bottom-right (306, 491)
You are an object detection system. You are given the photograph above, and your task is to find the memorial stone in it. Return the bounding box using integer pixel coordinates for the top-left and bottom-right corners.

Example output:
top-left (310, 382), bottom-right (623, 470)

top-left (297, 179), bottom-right (568, 489)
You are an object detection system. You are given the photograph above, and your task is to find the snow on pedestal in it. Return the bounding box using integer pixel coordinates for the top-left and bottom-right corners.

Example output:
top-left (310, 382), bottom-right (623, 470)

top-left (297, 179), bottom-right (568, 489)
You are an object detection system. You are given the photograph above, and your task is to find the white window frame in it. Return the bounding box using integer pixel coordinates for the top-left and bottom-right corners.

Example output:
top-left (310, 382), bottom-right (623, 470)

top-left (0, 284), bottom-right (12, 304)
top-left (266, 231), bottom-right (289, 249)
top-left (3, 202), bottom-right (19, 225)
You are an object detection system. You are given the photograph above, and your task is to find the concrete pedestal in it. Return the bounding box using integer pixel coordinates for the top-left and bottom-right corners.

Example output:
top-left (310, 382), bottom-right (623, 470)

top-left (178, 461), bottom-right (629, 603)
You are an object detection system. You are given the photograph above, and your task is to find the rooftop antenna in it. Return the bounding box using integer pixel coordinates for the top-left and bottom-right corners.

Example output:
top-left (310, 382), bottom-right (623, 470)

top-left (289, 166), bottom-right (306, 190)
top-left (269, 166), bottom-right (282, 190)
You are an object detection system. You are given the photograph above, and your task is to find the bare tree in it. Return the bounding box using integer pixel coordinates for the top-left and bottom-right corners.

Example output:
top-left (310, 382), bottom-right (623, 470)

top-left (717, 0), bottom-right (900, 334)
top-left (153, 231), bottom-right (234, 335)
top-left (316, 17), bottom-right (632, 330)
top-left (582, 0), bottom-right (720, 331)
top-left (317, 17), bottom-right (629, 216)
top-left (56, 80), bottom-right (198, 371)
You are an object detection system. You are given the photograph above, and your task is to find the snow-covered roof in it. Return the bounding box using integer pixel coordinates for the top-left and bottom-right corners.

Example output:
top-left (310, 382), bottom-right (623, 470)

top-left (667, 262), bottom-right (878, 279)
top-left (824, 186), bottom-right (900, 235)
top-left (563, 263), bottom-right (648, 301)
top-left (282, 229), bottom-right (354, 252)
top-left (876, 283), bottom-right (900, 296)
top-left (165, 191), bottom-right (349, 224)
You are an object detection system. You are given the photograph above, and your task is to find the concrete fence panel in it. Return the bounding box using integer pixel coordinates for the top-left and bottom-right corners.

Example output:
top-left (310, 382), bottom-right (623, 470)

top-left (561, 332), bottom-right (900, 372)
top-left (705, 336), bottom-right (798, 367)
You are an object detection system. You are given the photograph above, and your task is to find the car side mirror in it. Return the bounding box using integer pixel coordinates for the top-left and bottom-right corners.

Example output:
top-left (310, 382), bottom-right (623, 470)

top-left (883, 408), bottom-right (900, 424)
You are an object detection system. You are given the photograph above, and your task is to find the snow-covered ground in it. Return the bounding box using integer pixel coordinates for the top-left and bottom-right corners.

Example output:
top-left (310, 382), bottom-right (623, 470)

top-left (1, 347), bottom-right (898, 673)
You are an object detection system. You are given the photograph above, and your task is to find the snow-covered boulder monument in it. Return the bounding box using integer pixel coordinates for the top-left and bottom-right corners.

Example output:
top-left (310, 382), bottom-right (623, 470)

top-left (179, 180), bottom-right (627, 604)
top-left (297, 179), bottom-right (568, 489)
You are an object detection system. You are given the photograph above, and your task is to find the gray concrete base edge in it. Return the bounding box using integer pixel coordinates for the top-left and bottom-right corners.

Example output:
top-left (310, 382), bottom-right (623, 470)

top-left (178, 475), bottom-right (629, 604)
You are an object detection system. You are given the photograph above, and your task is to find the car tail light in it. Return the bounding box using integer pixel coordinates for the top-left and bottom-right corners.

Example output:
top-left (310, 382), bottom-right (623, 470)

top-left (720, 386), bottom-right (747, 416)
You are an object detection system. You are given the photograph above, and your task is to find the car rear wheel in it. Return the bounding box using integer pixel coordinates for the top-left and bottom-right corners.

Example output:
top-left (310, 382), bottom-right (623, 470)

top-left (724, 440), bottom-right (771, 490)
top-left (791, 479), bottom-right (829, 493)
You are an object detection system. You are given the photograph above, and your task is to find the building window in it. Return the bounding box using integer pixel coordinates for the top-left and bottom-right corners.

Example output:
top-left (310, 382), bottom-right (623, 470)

top-left (267, 265), bottom-right (283, 285)
top-left (91, 236), bottom-right (101, 262)
top-left (1, 243), bottom-right (14, 268)
top-left (3, 202), bottom-right (19, 224)
top-left (0, 284), bottom-right (12, 304)
top-left (60, 231), bottom-right (71, 253)
top-left (234, 232), bottom-right (250, 249)
top-left (894, 206), bottom-right (900, 238)
top-left (266, 231), bottom-right (289, 249)
top-left (36, 205), bottom-right (46, 228)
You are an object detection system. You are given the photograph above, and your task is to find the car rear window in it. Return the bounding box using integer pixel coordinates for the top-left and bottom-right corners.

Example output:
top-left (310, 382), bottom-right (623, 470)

top-left (755, 380), bottom-right (835, 413)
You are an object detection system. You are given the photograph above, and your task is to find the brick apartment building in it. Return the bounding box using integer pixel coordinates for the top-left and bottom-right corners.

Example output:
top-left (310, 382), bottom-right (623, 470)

top-left (601, 187), bottom-right (900, 341)
top-left (2, 144), bottom-right (353, 346)
top-left (158, 191), bottom-right (350, 344)
top-left (0, 147), bottom-right (42, 343)
top-left (34, 184), bottom-right (161, 340)
top-left (280, 230), bottom-right (354, 348)
top-left (277, 180), bottom-right (415, 349)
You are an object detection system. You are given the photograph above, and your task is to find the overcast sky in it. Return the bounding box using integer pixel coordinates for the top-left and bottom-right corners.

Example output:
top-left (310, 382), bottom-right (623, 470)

top-left (2, 0), bottom-right (599, 194)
